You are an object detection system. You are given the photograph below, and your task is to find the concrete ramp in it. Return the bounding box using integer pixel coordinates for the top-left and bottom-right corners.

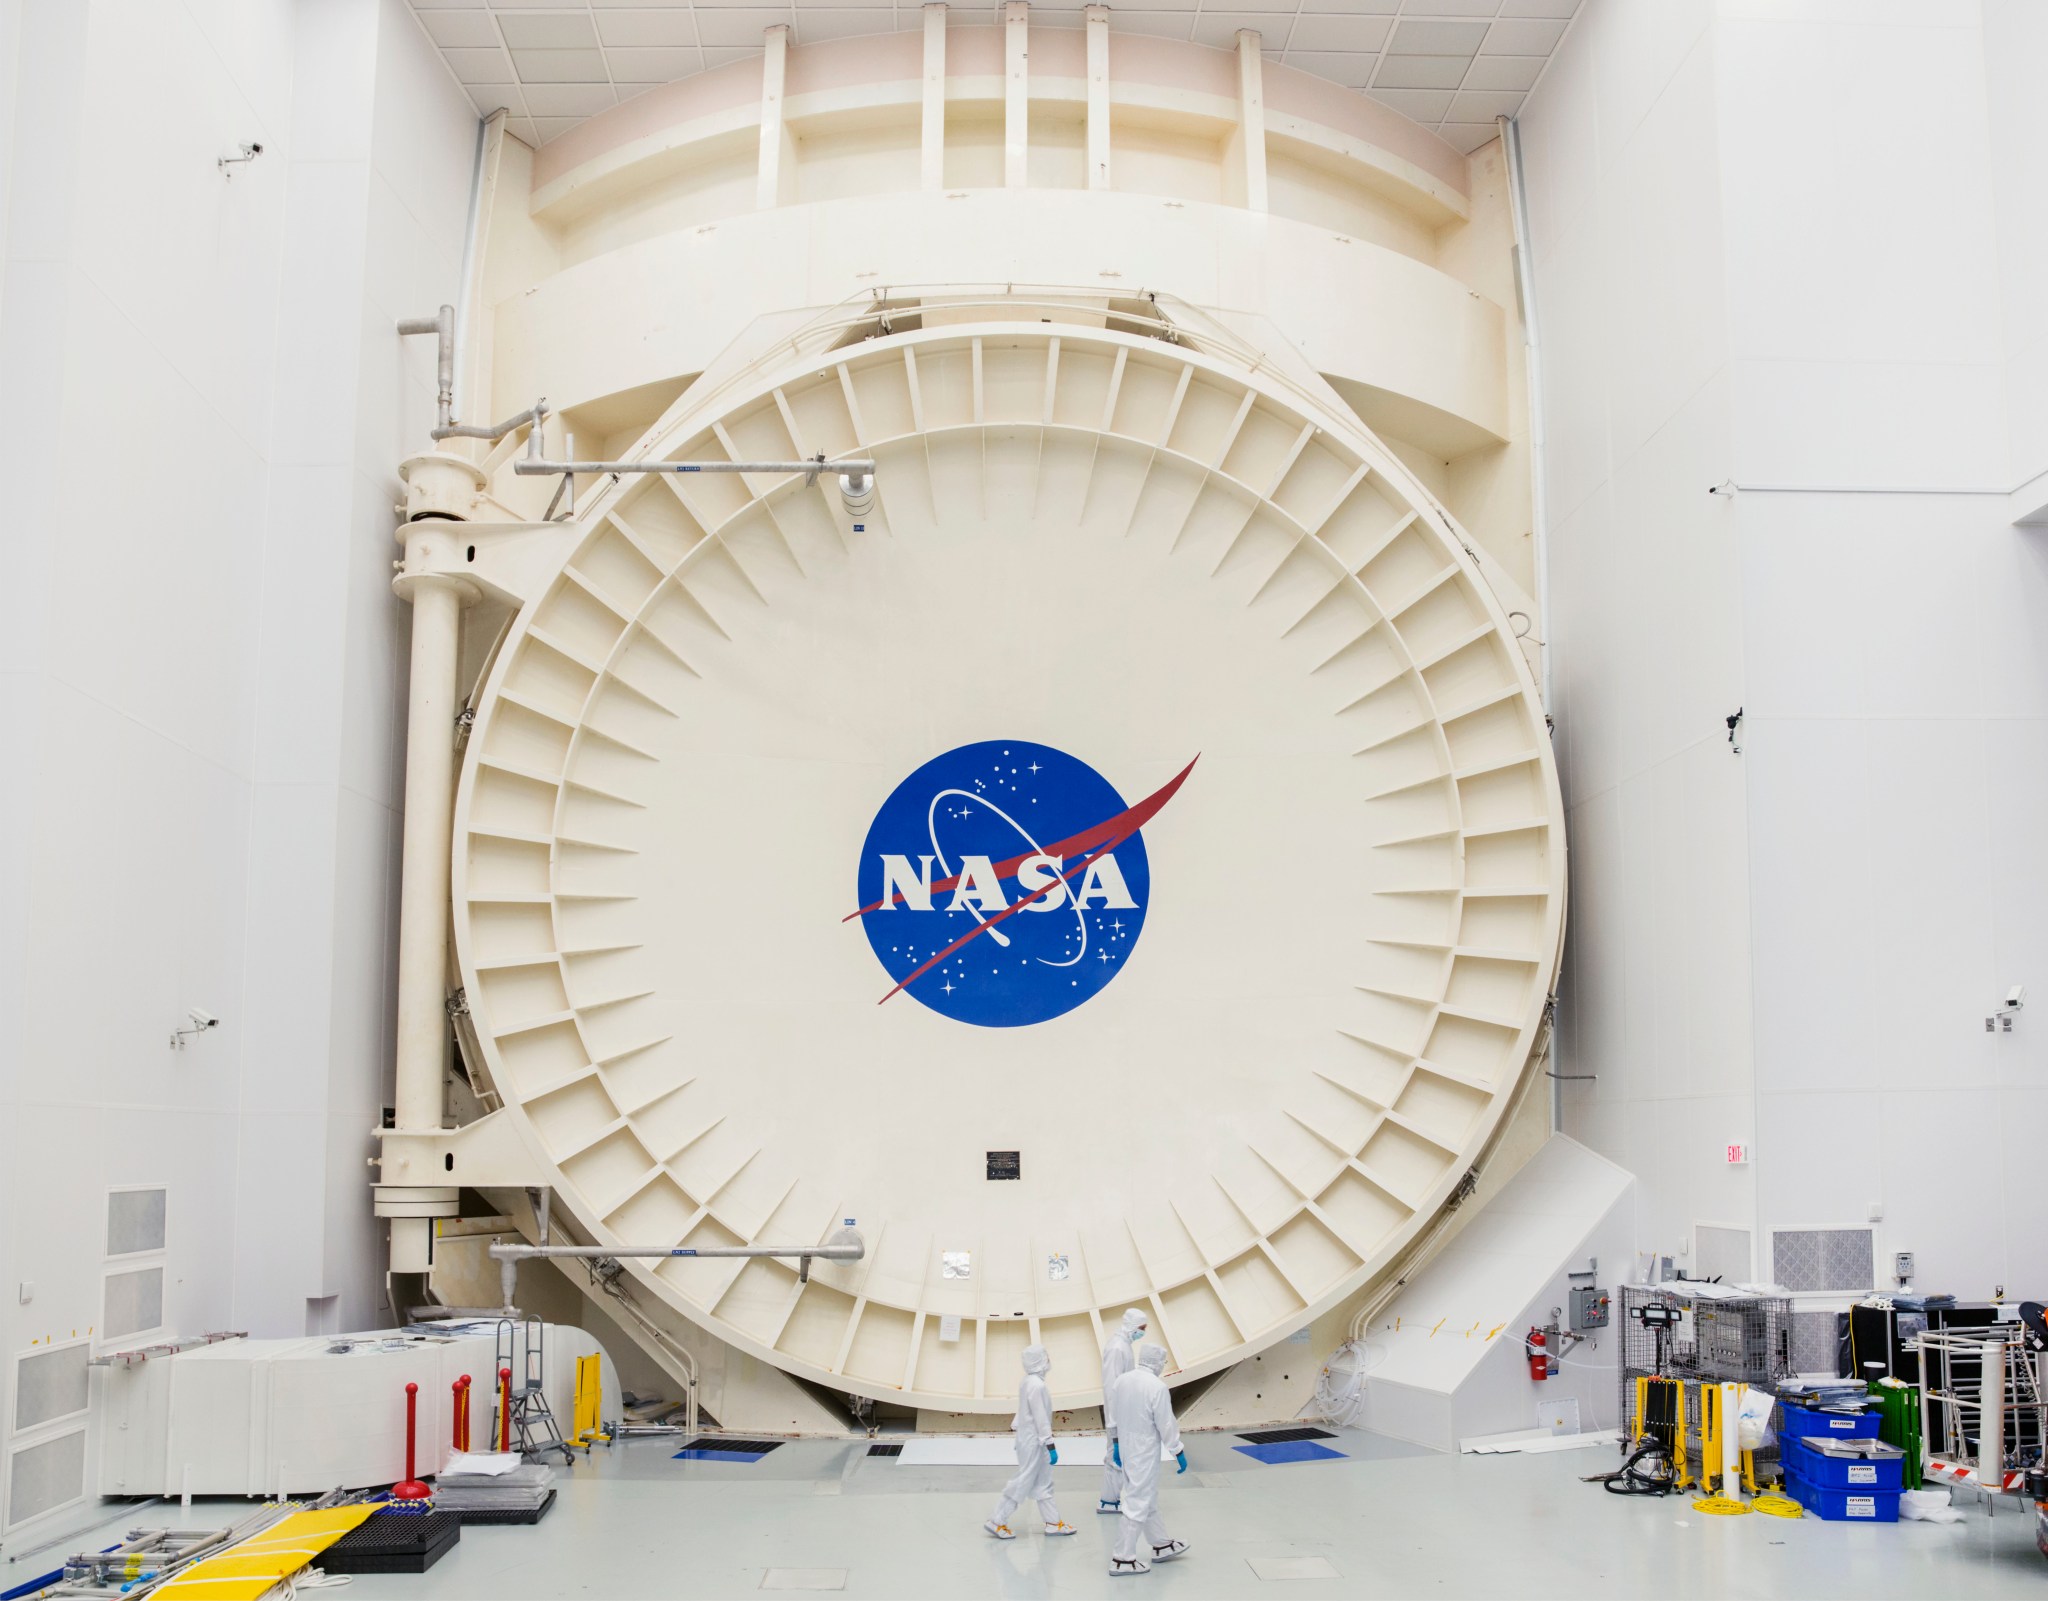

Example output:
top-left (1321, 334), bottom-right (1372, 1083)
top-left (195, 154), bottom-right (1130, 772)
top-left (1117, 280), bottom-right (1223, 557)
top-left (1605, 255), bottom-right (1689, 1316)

top-left (1360, 1135), bottom-right (1634, 1452)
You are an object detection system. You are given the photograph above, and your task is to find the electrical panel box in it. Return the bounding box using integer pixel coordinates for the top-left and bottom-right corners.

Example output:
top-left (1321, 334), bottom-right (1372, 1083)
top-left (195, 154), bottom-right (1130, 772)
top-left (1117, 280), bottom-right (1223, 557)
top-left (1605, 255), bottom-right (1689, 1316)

top-left (1570, 1286), bottom-right (1611, 1332)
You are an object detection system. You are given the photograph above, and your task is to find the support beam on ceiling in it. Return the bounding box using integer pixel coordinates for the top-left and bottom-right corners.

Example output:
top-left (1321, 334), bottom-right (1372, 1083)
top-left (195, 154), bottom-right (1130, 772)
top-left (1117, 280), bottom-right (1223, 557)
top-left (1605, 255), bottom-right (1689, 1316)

top-left (1086, 5), bottom-right (1110, 192)
top-left (922, 3), bottom-right (947, 190)
top-left (1005, 0), bottom-right (1029, 190)
top-left (757, 24), bottom-right (793, 210)
top-left (1233, 29), bottom-right (1268, 214)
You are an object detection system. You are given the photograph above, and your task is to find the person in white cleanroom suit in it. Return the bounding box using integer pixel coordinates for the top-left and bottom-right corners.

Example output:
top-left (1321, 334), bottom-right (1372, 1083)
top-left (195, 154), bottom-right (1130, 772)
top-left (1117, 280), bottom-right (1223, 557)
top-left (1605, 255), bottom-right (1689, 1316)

top-left (983, 1345), bottom-right (1077, 1540)
top-left (1098, 1308), bottom-right (1148, 1513)
top-left (1106, 1344), bottom-right (1189, 1575)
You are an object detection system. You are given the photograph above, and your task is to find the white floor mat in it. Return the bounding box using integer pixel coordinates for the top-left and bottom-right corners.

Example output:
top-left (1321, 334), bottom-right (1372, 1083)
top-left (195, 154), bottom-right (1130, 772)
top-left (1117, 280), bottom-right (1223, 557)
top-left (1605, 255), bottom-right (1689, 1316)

top-left (893, 1436), bottom-right (1169, 1466)
top-left (1460, 1428), bottom-right (1620, 1456)
top-left (897, 1437), bottom-right (1016, 1466)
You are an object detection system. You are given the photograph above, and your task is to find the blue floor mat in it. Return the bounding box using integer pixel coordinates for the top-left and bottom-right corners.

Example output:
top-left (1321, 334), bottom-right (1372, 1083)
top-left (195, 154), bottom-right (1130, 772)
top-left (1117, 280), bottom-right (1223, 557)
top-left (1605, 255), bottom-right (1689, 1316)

top-left (1232, 1440), bottom-right (1348, 1465)
top-left (673, 1447), bottom-right (777, 1463)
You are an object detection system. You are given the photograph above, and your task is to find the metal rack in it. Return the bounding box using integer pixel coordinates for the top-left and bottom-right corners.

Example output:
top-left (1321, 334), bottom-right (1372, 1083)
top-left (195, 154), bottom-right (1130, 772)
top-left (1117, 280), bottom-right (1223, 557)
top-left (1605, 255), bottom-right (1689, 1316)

top-left (1918, 1323), bottom-right (2048, 1506)
top-left (1617, 1286), bottom-right (1793, 1484)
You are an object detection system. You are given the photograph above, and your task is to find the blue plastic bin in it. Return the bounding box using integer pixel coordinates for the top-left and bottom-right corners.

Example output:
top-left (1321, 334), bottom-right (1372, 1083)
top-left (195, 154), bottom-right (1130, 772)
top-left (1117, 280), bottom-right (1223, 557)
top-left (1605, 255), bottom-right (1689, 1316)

top-left (1778, 1401), bottom-right (1881, 1441)
top-left (1783, 1463), bottom-right (1901, 1522)
top-left (1786, 1436), bottom-right (1904, 1492)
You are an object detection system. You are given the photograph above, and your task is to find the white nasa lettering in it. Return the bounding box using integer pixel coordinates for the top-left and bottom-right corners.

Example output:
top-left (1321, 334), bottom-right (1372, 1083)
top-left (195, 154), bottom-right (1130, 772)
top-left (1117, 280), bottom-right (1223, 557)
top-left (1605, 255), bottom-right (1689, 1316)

top-left (877, 854), bottom-right (937, 911)
top-left (946, 855), bottom-right (1009, 913)
top-left (1014, 853), bottom-right (1068, 911)
top-left (1074, 853), bottom-right (1138, 910)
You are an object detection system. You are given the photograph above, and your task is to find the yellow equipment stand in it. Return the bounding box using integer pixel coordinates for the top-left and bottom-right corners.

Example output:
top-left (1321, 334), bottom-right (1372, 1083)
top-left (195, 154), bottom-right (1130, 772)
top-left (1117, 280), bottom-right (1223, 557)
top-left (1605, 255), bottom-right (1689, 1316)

top-left (568, 1351), bottom-right (610, 1451)
top-left (1693, 1381), bottom-right (1761, 1515)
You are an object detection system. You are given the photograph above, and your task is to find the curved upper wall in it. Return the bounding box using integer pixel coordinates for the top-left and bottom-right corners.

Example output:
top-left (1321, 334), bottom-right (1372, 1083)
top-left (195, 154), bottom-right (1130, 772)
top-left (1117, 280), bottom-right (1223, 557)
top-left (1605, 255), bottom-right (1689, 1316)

top-left (462, 9), bottom-right (1534, 594)
top-left (529, 29), bottom-right (1470, 224)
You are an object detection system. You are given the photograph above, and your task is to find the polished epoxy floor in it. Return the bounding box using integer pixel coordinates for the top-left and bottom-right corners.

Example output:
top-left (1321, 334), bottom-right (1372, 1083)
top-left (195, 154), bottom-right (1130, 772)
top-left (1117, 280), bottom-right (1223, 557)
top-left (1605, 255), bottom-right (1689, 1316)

top-left (13, 1426), bottom-right (2044, 1600)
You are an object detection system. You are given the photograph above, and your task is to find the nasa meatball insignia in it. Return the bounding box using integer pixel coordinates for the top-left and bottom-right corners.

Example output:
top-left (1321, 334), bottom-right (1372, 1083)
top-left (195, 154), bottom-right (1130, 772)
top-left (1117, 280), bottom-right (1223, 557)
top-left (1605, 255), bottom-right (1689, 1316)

top-left (849, 741), bottom-right (1197, 1027)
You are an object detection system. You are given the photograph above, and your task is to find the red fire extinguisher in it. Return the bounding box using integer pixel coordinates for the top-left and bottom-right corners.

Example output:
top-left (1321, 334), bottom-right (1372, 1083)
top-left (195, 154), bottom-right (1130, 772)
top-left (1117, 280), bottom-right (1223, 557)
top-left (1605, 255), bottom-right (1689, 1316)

top-left (1526, 1325), bottom-right (1549, 1382)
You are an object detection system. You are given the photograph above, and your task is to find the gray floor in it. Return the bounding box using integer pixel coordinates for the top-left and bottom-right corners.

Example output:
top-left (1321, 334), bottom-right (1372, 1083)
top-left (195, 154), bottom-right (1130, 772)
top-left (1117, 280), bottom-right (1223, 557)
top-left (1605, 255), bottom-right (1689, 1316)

top-left (14, 1428), bottom-right (2045, 1599)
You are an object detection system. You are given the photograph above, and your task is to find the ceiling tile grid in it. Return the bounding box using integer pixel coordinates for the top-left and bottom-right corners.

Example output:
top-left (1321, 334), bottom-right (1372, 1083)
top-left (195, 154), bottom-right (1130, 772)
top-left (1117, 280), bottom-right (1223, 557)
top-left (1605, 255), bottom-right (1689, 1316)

top-left (408, 0), bottom-right (1579, 154)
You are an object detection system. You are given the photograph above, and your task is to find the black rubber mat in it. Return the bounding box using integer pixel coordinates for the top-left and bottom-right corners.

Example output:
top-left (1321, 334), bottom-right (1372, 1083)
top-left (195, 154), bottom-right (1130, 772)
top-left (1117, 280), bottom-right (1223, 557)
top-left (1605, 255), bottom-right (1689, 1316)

top-left (866, 1443), bottom-right (904, 1457)
top-left (1237, 1427), bottom-right (1338, 1444)
top-left (451, 1488), bottom-right (557, 1526)
top-left (322, 1511), bottom-right (461, 1574)
top-left (682, 1437), bottom-right (785, 1455)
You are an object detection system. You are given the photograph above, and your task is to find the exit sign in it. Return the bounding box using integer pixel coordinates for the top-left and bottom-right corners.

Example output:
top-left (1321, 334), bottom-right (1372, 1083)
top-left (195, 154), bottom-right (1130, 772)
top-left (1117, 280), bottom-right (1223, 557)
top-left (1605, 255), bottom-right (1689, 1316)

top-left (1725, 1143), bottom-right (1750, 1166)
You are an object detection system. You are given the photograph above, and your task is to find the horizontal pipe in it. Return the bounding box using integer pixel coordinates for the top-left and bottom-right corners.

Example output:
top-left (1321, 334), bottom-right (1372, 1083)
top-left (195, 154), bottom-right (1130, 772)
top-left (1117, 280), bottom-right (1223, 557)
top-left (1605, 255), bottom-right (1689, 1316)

top-left (435, 403), bottom-right (547, 443)
top-left (512, 457), bottom-right (877, 477)
top-left (408, 1304), bottom-right (517, 1321)
top-left (1713, 481), bottom-right (2011, 497)
top-left (490, 1241), bottom-right (863, 1263)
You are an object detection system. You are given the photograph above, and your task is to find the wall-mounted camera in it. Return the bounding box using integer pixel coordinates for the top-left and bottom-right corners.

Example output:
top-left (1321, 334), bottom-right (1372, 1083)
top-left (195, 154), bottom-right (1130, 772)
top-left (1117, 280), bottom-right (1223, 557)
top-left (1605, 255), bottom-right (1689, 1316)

top-left (1987, 985), bottom-right (2025, 1034)
top-left (170, 1008), bottom-right (222, 1049)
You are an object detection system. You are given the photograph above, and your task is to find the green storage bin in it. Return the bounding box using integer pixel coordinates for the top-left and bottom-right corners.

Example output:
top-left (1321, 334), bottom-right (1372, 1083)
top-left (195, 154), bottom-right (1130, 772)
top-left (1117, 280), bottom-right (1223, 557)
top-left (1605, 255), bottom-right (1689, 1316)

top-left (1866, 1379), bottom-right (1923, 1491)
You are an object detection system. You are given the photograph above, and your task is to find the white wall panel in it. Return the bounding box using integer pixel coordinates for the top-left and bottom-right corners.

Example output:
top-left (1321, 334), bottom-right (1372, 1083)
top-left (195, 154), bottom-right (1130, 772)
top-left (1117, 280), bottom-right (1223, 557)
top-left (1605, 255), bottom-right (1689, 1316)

top-left (1598, 31), bottom-right (1725, 470)
top-left (1527, 0), bottom-right (2048, 1300)
top-left (1520, 201), bottom-right (1610, 527)
top-left (40, 273), bottom-right (267, 775)
top-left (1521, 0), bottom-right (1750, 1276)
top-left (1607, 374), bottom-right (1738, 775)
top-left (1588, 0), bottom-right (1712, 160)
top-left (1544, 482), bottom-right (1615, 801)
top-left (1983, 0), bottom-right (2048, 483)
top-left (0, 0), bottom-right (475, 1526)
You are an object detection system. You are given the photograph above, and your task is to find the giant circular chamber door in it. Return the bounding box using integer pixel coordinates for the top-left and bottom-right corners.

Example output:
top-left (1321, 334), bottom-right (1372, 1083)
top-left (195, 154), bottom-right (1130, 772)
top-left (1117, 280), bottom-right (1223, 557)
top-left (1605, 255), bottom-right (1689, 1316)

top-left (452, 325), bottom-right (1565, 1408)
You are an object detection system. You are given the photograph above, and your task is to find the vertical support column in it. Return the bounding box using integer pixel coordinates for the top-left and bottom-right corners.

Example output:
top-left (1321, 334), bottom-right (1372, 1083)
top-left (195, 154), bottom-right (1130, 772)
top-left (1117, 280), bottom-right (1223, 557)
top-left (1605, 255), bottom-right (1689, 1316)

top-left (383, 453), bottom-right (485, 1277)
top-left (757, 23), bottom-right (793, 210)
top-left (1233, 29), bottom-right (1268, 214)
top-left (1085, 5), bottom-right (1110, 192)
top-left (1004, 0), bottom-right (1029, 190)
top-left (392, 572), bottom-right (465, 1139)
top-left (921, 4), bottom-right (947, 190)
top-left (388, 571), bottom-right (465, 1275)
top-left (1983, 1339), bottom-right (2006, 1505)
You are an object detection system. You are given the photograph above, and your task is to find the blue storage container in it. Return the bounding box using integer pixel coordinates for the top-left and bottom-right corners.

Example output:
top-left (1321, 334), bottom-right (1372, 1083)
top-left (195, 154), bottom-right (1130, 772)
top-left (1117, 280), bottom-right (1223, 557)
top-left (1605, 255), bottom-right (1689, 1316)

top-left (1778, 1401), bottom-right (1881, 1440)
top-left (1783, 1465), bottom-right (1901, 1522)
top-left (1786, 1436), bottom-right (1904, 1492)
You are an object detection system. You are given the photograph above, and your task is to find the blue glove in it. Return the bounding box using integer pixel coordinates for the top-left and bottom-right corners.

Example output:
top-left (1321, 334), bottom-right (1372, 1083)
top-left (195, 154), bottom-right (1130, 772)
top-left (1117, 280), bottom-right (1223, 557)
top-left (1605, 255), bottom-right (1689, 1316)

top-left (1175, 1451), bottom-right (1188, 1475)
top-left (1047, 1444), bottom-right (1059, 1465)
top-left (1112, 1440), bottom-right (1122, 1468)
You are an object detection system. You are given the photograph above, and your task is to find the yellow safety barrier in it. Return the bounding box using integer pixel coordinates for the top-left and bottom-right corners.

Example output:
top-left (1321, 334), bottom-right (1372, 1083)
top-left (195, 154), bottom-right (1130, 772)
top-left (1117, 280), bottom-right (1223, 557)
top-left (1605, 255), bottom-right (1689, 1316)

top-left (152, 1506), bottom-right (376, 1600)
top-left (569, 1351), bottom-right (608, 1450)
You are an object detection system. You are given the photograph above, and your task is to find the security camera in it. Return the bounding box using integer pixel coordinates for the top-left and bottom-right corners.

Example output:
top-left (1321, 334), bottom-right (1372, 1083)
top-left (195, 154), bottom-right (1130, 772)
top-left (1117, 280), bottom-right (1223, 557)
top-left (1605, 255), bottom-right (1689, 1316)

top-left (170, 1009), bottom-right (221, 1049)
top-left (247, 143), bottom-right (264, 156)
top-left (2009, 986), bottom-right (2026, 1011)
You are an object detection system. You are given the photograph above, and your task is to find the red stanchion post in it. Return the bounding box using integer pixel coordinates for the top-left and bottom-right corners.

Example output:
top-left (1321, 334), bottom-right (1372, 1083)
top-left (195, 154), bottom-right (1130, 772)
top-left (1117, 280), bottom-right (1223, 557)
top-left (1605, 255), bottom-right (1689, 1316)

top-left (499, 1366), bottom-right (513, 1454)
top-left (453, 1375), bottom-right (471, 1452)
top-left (393, 1381), bottom-right (431, 1502)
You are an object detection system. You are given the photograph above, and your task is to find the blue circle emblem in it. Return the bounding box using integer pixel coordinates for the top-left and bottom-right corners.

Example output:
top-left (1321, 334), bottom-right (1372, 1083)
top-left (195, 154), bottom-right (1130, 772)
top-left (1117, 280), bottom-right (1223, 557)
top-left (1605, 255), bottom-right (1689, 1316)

top-left (854, 740), bottom-right (1160, 1028)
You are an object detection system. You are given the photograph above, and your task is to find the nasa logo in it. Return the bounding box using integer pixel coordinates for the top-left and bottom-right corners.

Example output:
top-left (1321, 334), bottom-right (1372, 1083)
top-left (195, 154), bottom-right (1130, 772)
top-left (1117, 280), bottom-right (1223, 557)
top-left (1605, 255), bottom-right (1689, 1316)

top-left (849, 741), bottom-right (1197, 1028)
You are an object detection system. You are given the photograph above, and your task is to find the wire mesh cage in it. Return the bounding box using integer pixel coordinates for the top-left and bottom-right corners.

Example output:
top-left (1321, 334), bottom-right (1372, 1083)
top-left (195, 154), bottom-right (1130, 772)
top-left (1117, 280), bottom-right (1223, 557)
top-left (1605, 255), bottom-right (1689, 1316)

top-left (1617, 1286), bottom-right (1794, 1482)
